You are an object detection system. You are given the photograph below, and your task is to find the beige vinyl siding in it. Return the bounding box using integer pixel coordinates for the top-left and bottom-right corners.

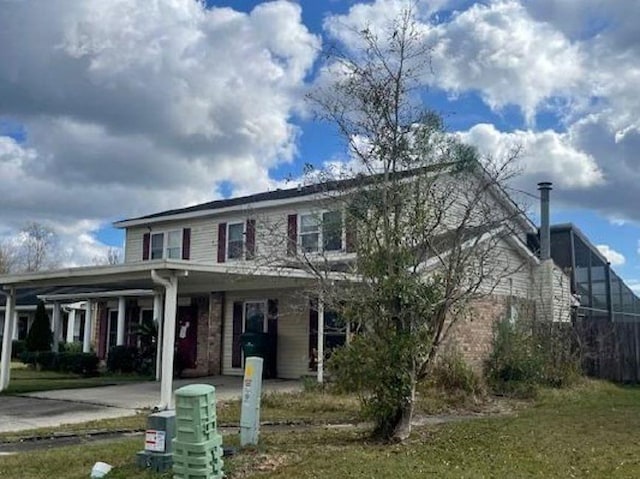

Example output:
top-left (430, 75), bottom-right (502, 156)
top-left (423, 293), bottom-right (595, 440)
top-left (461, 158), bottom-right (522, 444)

top-left (222, 289), bottom-right (309, 379)
top-left (477, 236), bottom-right (534, 298)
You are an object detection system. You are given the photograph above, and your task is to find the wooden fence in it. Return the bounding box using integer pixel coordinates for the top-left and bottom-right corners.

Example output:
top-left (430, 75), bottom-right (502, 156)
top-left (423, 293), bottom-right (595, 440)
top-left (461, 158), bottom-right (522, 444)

top-left (576, 318), bottom-right (640, 383)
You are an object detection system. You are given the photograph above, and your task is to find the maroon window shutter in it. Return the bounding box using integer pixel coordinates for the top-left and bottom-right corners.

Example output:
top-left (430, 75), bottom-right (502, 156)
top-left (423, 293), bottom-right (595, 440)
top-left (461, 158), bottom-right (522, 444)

top-left (182, 228), bottom-right (191, 260)
top-left (232, 301), bottom-right (243, 368)
top-left (97, 303), bottom-right (108, 360)
top-left (308, 298), bottom-right (318, 371)
top-left (217, 223), bottom-right (227, 263)
top-left (245, 219), bottom-right (256, 260)
top-left (287, 214), bottom-right (297, 257)
top-left (267, 299), bottom-right (278, 378)
top-left (345, 217), bottom-right (357, 253)
top-left (142, 233), bottom-right (150, 260)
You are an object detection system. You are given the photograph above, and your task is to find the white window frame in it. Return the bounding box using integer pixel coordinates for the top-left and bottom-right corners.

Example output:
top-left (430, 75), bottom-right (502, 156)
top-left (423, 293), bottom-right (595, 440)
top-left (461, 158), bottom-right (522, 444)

top-left (243, 300), bottom-right (267, 333)
top-left (150, 229), bottom-right (183, 260)
top-left (298, 210), bottom-right (345, 254)
top-left (227, 222), bottom-right (245, 261)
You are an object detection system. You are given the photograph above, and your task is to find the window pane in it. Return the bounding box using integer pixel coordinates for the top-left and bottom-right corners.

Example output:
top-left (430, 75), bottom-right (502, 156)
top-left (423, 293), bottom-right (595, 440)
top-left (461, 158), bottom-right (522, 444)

top-left (300, 214), bottom-right (319, 233)
top-left (245, 302), bottom-right (265, 333)
top-left (167, 230), bottom-right (181, 248)
top-left (228, 223), bottom-right (244, 242)
top-left (301, 232), bottom-right (319, 252)
top-left (323, 211), bottom-right (342, 251)
top-left (151, 233), bottom-right (164, 259)
top-left (228, 223), bottom-right (244, 259)
top-left (167, 247), bottom-right (181, 259)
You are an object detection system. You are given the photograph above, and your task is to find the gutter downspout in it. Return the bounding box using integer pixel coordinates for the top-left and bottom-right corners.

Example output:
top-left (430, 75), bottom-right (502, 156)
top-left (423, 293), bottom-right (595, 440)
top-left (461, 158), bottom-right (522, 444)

top-left (151, 269), bottom-right (179, 410)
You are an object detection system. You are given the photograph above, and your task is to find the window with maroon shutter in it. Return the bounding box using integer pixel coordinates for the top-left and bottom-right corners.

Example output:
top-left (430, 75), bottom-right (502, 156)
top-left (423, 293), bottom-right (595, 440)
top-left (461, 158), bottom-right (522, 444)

top-left (287, 214), bottom-right (297, 256)
top-left (245, 219), bottom-right (256, 260)
top-left (142, 233), bottom-right (150, 260)
top-left (217, 223), bottom-right (227, 263)
top-left (182, 228), bottom-right (191, 260)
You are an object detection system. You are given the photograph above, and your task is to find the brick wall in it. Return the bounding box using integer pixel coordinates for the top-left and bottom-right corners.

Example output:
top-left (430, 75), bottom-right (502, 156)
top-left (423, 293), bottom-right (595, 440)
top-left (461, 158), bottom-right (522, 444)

top-left (181, 293), bottom-right (224, 377)
top-left (447, 296), bottom-right (534, 374)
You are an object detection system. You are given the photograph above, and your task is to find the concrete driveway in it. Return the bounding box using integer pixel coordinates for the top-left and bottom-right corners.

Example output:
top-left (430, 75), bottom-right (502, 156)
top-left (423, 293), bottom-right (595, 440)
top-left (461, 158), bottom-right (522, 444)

top-left (1, 376), bottom-right (301, 433)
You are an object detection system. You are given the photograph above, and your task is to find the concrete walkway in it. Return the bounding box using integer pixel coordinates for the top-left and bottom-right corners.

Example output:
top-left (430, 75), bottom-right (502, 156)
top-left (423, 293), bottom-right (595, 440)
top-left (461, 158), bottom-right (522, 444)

top-left (1, 376), bottom-right (301, 433)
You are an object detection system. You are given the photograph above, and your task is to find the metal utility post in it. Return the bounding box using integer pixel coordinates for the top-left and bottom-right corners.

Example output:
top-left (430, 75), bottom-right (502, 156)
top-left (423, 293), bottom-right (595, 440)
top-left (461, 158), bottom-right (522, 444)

top-left (538, 182), bottom-right (553, 261)
top-left (240, 356), bottom-right (264, 447)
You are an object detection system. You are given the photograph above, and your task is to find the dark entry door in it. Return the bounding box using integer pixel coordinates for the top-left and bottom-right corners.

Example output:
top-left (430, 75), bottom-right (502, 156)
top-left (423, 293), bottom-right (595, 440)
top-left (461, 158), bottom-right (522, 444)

top-left (176, 305), bottom-right (197, 369)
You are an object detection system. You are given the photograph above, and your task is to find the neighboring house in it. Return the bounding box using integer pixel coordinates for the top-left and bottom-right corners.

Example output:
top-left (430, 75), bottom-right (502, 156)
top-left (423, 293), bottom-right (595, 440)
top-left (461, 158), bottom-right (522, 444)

top-left (0, 172), bottom-right (578, 401)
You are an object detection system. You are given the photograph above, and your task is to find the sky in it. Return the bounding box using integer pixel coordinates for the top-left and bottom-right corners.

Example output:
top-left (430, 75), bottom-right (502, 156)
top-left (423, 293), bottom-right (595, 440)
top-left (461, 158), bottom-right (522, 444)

top-left (1, 0), bottom-right (640, 291)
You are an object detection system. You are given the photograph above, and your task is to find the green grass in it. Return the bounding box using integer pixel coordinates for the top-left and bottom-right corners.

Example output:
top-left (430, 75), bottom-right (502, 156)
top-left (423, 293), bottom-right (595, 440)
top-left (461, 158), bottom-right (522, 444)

top-left (4, 380), bottom-right (639, 478)
top-left (0, 391), bottom-right (360, 443)
top-left (1, 365), bottom-right (152, 395)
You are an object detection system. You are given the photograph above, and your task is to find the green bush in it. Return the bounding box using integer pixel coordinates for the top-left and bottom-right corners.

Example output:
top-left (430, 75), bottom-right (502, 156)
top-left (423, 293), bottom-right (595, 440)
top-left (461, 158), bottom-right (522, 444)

top-left (431, 346), bottom-right (484, 396)
top-left (485, 319), bottom-right (580, 397)
top-left (11, 340), bottom-right (27, 359)
top-left (107, 345), bottom-right (138, 373)
top-left (36, 351), bottom-right (59, 371)
top-left (58, 352), bottom-right (99, 376)
top-left (59, 341), bottom-right (83, 353)
top-left (19, 351), bottom-right (38, 367)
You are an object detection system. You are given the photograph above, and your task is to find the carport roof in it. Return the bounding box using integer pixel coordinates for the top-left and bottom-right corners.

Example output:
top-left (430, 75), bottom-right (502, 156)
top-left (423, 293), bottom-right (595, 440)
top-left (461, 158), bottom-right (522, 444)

top-left (0, 260), bottom-right (354, 294)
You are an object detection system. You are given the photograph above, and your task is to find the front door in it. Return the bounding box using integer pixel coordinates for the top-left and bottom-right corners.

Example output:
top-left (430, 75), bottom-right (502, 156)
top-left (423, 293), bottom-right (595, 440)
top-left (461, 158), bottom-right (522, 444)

top-left (176, 305), bottom-right (197, 369)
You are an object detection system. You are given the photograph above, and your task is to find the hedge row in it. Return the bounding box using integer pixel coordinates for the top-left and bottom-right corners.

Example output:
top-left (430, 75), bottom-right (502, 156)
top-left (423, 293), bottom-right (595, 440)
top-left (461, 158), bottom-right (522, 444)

top-left (20, 351), bottom-right (99, 377)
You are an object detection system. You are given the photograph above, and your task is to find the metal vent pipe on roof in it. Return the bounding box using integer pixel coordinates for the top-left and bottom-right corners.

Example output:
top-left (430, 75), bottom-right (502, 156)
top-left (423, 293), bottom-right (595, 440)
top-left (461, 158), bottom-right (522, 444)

top-left (538, 182), bottom-right (553, 261)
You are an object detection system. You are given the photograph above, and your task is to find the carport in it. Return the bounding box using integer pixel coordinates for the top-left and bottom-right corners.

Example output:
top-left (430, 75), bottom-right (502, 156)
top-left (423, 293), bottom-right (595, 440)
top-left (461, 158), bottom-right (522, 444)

top-left (0, 260), bottom-right (346, 407)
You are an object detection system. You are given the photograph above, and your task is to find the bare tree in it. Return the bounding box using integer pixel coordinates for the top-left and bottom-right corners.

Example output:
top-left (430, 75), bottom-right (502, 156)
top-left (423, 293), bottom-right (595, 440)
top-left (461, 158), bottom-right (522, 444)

top-left (0, 241), bottom-right (16, 274)
top-left (93, 247), bottom-right (121, 266)
top-left (16, 222), bottom-right (60, 272)
top-left (254, 8), bottom-right (526, 441)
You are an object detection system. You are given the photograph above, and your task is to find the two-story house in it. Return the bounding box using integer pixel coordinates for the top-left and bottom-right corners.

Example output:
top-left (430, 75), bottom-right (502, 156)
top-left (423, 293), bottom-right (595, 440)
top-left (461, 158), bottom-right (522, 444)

top-left (0, 172), bottom-right (572, 405)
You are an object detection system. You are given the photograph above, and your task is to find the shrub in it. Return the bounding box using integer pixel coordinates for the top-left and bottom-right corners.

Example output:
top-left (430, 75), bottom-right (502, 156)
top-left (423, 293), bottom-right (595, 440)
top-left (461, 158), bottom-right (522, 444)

top-left (36, 351), bottom-right (59, 371)
top-left (431, 345), bottom-right (484, 396)
top-left (485, 319), bottom-right (580, 397)
top-left (107, 345), bottom-right (138, 373)
top-left (11, 340), bottom-right (26, 359)
top-left (58, 352), bottom-right (99, 376)
top-left (26, 301), bottom-right (53, 352)
top-left (19, 351), bottom-right (38, 367)
top-left (59, 341), bottom-right (83, 353)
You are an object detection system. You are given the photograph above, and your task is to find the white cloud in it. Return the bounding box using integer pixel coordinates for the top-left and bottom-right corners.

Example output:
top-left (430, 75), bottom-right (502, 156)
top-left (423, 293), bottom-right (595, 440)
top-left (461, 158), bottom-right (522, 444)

top-left (596, 244), bottom-right (625, 266)
top-left (0, 0), bottom-right (319, 264)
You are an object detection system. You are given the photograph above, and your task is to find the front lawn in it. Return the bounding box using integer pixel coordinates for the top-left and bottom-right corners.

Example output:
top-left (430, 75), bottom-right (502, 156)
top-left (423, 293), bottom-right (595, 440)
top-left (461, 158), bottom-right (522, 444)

top-left (2, 380), bottom-right (640, 478)
top-left (1, 362), bottom-right (152, 395)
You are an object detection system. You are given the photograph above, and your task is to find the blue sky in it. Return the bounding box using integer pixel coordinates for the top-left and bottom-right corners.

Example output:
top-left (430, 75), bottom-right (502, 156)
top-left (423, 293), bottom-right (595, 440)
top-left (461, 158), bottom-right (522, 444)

top-left (0, 0), bottom-right (639, 290)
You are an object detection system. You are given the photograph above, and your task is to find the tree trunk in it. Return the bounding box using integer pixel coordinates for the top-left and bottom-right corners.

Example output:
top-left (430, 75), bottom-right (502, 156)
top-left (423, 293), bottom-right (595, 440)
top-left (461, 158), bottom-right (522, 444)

top-left (390, 379), bottom-right (416, 442)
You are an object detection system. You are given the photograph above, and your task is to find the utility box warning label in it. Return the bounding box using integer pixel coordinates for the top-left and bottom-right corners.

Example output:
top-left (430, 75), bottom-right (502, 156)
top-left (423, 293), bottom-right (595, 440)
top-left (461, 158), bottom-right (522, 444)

top-left (145, 429), bottom-right (166, 452)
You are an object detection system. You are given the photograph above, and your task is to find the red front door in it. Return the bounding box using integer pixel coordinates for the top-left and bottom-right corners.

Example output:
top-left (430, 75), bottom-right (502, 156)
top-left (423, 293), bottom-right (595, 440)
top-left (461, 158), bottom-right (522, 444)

top-left (176, 306), bottom-right (197, 369)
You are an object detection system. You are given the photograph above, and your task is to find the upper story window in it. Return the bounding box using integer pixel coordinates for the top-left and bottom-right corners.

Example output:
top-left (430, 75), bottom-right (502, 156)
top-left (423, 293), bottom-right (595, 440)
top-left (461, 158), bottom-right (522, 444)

top-left (300, 211), bottom-right (343, 253)
top-left (227, 223), bottom-right (245, 260)
top-left (150, 230), bottom-right (182, 259)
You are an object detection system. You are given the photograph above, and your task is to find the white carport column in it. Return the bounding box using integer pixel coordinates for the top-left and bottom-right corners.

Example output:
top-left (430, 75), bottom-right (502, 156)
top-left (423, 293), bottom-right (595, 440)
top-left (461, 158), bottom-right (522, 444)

top-left (0, 288), bottom-right (16, 392)
top-left (11, 310), bottom-right (18, 341)
top-left (82, 300), bottom-right (93, 353)
top-left (153, 292), bottom-right (164, 382)
top-left (66, 309), bottom-right (76, 343)
top-left (317, 293), bottom-right (325, 384)
top-left (52, 302), bottom-right (61, 352)
top-left (151, 270), bottom-right (178, 409)
top-left (116, 296), bottom-right (126, 346)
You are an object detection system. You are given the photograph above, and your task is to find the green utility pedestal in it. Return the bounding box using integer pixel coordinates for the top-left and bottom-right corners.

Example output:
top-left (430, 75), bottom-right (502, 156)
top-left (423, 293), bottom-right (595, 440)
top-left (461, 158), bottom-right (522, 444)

top-left (173, 384), bottom-right (224, 479)
top-left (136, 410), bottom-right (176, 473)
